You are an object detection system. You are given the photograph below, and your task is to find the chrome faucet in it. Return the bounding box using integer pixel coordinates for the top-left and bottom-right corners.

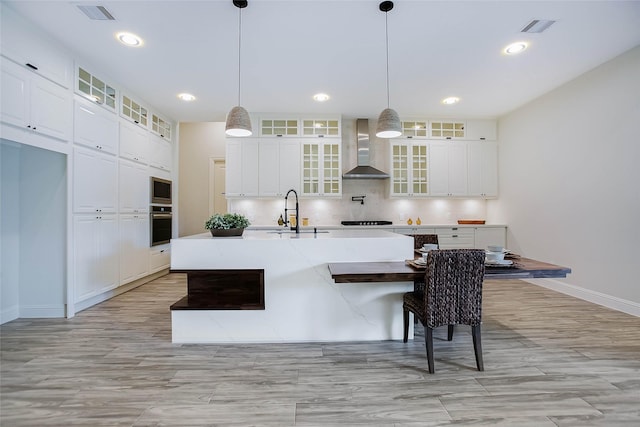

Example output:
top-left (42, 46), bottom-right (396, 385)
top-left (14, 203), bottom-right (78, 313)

top-left (284, 189), bottom-right (299, 234)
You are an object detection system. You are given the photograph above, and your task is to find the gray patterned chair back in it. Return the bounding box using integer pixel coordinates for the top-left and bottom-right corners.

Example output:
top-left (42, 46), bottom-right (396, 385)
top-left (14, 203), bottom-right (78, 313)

top-left (423, 249), bottom-right (486, 328)
top-left (411, 234), bottom-right (439, 249)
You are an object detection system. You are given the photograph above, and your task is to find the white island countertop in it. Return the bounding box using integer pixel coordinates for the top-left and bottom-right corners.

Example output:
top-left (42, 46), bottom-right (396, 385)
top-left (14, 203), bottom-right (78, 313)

top-left (170, 229), bottom-right (415, 343)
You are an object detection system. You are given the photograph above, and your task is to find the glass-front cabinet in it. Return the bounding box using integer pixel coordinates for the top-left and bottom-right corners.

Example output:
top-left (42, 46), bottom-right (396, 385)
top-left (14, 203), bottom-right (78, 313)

top-left (77, 67), bottom-right (116, 111)
top-left (121, 94), bottom-right (148, 127)
top-left (151, 113), bottom-right (172, 140)
top-left (430, 120), bottom-right (465, 139)
top-left (401, 120), bottom-right (428, 138)
top-left (261, 118), bottom-right (299, 137)
top-left (391, 142), bottom-right (428, 196)
top-left (302, 119), bottom-right (340, 137)
top-left (302, 141), bottom-right (341, 196)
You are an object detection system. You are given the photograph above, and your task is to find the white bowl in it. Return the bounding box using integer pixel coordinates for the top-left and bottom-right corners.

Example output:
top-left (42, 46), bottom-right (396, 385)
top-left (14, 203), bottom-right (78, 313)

top-left (485, 251), bottom-right (505, 262)
top-left (487, 245), bottom-right (504, 253)
top-left (422, 243), bottom-right (438, 251)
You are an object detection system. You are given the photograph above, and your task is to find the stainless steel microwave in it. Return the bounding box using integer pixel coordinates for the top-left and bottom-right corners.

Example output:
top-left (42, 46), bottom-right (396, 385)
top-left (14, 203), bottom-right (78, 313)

top-left (150, 177), bottom-right (172, 205)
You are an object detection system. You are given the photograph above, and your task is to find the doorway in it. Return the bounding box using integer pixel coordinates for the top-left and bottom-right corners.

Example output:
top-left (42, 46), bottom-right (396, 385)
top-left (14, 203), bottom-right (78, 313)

top-left (209, 158), bottom-right (227, 216)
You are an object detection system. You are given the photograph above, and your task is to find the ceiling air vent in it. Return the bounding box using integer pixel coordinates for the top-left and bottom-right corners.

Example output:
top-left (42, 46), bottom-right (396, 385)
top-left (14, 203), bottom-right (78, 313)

top-left (77, 5), bottom-right (115, 21)
top-left (521, 19), bottom-right (555, 33)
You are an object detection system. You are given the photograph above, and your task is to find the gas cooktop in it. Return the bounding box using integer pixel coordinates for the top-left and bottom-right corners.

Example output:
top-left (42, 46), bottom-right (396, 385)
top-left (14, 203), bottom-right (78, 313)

top-left (340, 220), bottom-right (393, 226)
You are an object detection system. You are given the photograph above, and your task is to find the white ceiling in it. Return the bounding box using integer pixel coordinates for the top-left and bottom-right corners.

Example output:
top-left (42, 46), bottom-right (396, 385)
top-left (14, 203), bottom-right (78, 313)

top-left (4, 0), bottom-right (640, 123)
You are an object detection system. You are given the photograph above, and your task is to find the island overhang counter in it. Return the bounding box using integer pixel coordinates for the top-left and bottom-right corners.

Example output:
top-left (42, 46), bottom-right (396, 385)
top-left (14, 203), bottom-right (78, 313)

top-left (170, 229), bottom-right (415, 343)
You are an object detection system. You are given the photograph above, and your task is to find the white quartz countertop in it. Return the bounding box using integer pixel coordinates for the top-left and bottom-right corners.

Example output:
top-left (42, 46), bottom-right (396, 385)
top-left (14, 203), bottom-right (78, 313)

top-left (176, 229), bottom-right (407, 241)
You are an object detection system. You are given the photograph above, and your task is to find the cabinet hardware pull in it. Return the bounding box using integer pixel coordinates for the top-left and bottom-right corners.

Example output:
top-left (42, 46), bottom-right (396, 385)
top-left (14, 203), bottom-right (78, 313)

top-left (446, 136), bottom-right (452, 140)
top-left (134, 120), bottom-right (139, 124)
top-left (27, 125), bottom-right (31, 128)
top-left (480, 137), bottom-right (486, 140)
top-left (452, 235), bottom-right (458, 238)
top-left (25, 63), bottom-right (38, 70)
top-left (452, 227), bottom-right (458, 230)
top-left (318, 134), bottom-right (324, 138)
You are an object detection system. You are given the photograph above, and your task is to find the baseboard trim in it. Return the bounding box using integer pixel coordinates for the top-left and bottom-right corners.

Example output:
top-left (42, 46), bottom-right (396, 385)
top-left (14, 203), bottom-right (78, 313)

top-left (74, 269), bottom-right (169, 314)
top-left (526, 278), bottom-right (640, 317)
top-left (0, 305), bottom-right (20, 325)
top-left (19, 304), bottom-right (66, 318)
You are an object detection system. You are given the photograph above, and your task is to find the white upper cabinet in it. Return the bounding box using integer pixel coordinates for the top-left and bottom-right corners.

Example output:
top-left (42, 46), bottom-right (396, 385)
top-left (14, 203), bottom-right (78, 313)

top-left (151, 113), bottom-right (172, 140)
top-left (73, 146), bottom-right (118, 214)
top-left (120, 94), bottom-right (148, 128)
top-left (260, 117), bottom-right (299, 137)
top-left (465, 119), bottom-right (497, 141)
top-left (467, 141), bottom-right (498, 197)
top-left (390, 141), bottom-right (429, 197)
top-left (1, 59), bottom-right (72, 142)
top-left (301, 118), bottom-right (340, 137)
top-left (73, 96), bottom-right (118, 154)
top-left (301, 141), bottom-right (341, 197)
top-left (119, 159), bottom-right (149, 213)
top-left (259, 139), bottom-right (301, 197)
top-left (225, 138), bottom-right (260, 197)
top-left (430, 120), bottom-right (466, 140)
top-left (119, 120), bottom-right (148, 164)
top-left (429, 142), bottom-right (468, 196)
top-left (400, 120), bottom-right (429, 139)
top-left (0, 4), bottom-right (73, 88)
top-left (148, 134), bottom-right (172, 172)
top-left (76, 66), bottom-right (117, 113)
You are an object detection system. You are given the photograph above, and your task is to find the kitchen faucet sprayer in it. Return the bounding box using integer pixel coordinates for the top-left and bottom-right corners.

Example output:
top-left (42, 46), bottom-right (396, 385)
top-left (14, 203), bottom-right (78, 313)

top-left (284, 189), bottom-right (299, 234)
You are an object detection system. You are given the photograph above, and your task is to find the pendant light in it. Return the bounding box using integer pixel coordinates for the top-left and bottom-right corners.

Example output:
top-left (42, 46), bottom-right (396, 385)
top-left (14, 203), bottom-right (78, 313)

top-left (225, 0), bottom-right (252, 137)
top-left (375, 1), bottom-right (401, 139)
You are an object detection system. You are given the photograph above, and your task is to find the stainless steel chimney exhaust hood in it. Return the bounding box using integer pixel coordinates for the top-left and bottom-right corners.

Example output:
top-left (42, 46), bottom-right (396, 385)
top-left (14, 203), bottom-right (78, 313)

top-left (342, 118), bottom-right (390, 179)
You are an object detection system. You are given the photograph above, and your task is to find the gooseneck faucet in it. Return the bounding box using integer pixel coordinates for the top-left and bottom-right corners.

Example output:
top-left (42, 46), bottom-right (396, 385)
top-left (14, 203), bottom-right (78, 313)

top-left (284, 189), bottom-right (299, 234)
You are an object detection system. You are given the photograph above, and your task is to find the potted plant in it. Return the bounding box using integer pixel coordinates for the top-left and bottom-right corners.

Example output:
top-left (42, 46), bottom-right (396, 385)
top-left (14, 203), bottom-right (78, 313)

top-left (205, 213), bottom-right (251, 237)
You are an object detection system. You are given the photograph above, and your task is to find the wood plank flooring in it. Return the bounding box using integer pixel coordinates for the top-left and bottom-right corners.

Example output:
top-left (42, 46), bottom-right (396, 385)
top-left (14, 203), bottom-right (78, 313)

top-left (2, 274), bottom-right (639, 426)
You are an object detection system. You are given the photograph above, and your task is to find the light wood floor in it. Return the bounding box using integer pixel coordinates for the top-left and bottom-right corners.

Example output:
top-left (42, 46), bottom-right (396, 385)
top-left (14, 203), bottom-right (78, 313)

top-left (1, 274), bottom-right (639, 426)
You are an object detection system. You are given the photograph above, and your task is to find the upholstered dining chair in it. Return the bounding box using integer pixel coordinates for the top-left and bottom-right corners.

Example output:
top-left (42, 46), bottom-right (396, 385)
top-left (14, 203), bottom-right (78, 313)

top-left (403, 249), bottom-right (486, 374)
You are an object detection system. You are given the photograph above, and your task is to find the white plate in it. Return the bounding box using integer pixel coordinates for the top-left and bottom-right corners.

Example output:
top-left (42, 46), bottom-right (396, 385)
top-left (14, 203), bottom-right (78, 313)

top-left (485, 259), bottom-right (513, 266)
top-left (414, 258), bottom-right (427, 265)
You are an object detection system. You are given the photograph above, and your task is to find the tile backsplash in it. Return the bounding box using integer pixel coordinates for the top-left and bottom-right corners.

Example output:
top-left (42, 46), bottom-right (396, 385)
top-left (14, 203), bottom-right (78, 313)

top-left (228, 180), bottom-right (487, 227)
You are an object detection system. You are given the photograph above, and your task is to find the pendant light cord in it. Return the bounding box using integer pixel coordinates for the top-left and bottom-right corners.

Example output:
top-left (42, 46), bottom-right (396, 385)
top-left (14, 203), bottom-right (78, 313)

top-left (237, 7), bottom-right (242, 106)
top-left (384, 10), bottom-right (390, 109)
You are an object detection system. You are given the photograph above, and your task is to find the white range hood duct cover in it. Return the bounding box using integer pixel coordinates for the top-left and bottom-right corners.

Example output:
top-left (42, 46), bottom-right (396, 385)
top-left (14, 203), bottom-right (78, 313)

top-left (342, 118), bottom-right (390, 179)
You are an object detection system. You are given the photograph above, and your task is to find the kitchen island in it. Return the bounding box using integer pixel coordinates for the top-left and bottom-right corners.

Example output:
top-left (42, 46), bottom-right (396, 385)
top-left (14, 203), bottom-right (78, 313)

top-left (170, 229), bottom-right (414, 343)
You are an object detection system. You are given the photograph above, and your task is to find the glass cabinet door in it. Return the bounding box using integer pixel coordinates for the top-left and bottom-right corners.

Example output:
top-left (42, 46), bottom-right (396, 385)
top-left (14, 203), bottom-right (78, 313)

top-left (392, 144), bottom-right (409, 195)
top-left (411, 144), bottom-right (428, 194)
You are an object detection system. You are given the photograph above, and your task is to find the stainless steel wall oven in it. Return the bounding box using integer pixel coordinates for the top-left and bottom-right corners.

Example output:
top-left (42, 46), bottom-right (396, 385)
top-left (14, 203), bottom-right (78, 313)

top-left (150, 206), bottom-right (172, 246)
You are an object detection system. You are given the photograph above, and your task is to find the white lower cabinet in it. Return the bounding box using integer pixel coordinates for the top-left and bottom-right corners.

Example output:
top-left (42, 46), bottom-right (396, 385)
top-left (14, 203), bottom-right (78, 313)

top-left (73, 146), bottom-right (117, 214)
top-left (150, 245), bottom-right (171, 273)
top-left (119, 214), bottom-right (150, 285)
top-left (119, 159), bottom-right (148, 213)
top-left (73, 215), bottom-right (119, 302)
top-left (435, 227), bottom-right (475, 249)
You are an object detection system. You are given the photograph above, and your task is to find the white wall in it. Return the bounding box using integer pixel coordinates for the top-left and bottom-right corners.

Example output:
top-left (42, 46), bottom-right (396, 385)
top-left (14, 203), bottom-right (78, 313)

top-left (178, 122), bottom-right (226, 237)
top-left (0, 141), bottom-right (67, 323)
top-left (489, 46), bottom-right (640, 312)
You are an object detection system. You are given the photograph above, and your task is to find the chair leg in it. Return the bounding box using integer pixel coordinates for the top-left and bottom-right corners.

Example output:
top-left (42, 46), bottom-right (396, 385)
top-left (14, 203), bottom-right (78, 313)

top-left (447, 324), bottom-right (454, 341)
top-left (472, 324), bottom-right (484, 371)
top-left (403, 308), bottom-right (409, 343)
top-left (424, 325), bottom-right (434, 374)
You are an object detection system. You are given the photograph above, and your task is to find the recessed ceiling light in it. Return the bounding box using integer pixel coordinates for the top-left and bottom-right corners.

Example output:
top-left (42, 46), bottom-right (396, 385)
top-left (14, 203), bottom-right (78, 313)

top-left (177, 93), bottom-right (196, 102)
top-left (313, 93), bottom-right (330, 102)
top-left (442, 97), bottom-right (460, 105)
top-left (504, 42), bottom-right (528, 55)
top-left (117, 32), bottom-right (143, 47)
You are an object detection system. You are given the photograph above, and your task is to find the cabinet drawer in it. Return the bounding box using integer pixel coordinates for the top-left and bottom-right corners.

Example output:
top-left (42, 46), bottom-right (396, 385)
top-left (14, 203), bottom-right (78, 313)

top-left (436, 228), bottom-right (474, 249)
top-left (150, 247), bottom-right (170, 272)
